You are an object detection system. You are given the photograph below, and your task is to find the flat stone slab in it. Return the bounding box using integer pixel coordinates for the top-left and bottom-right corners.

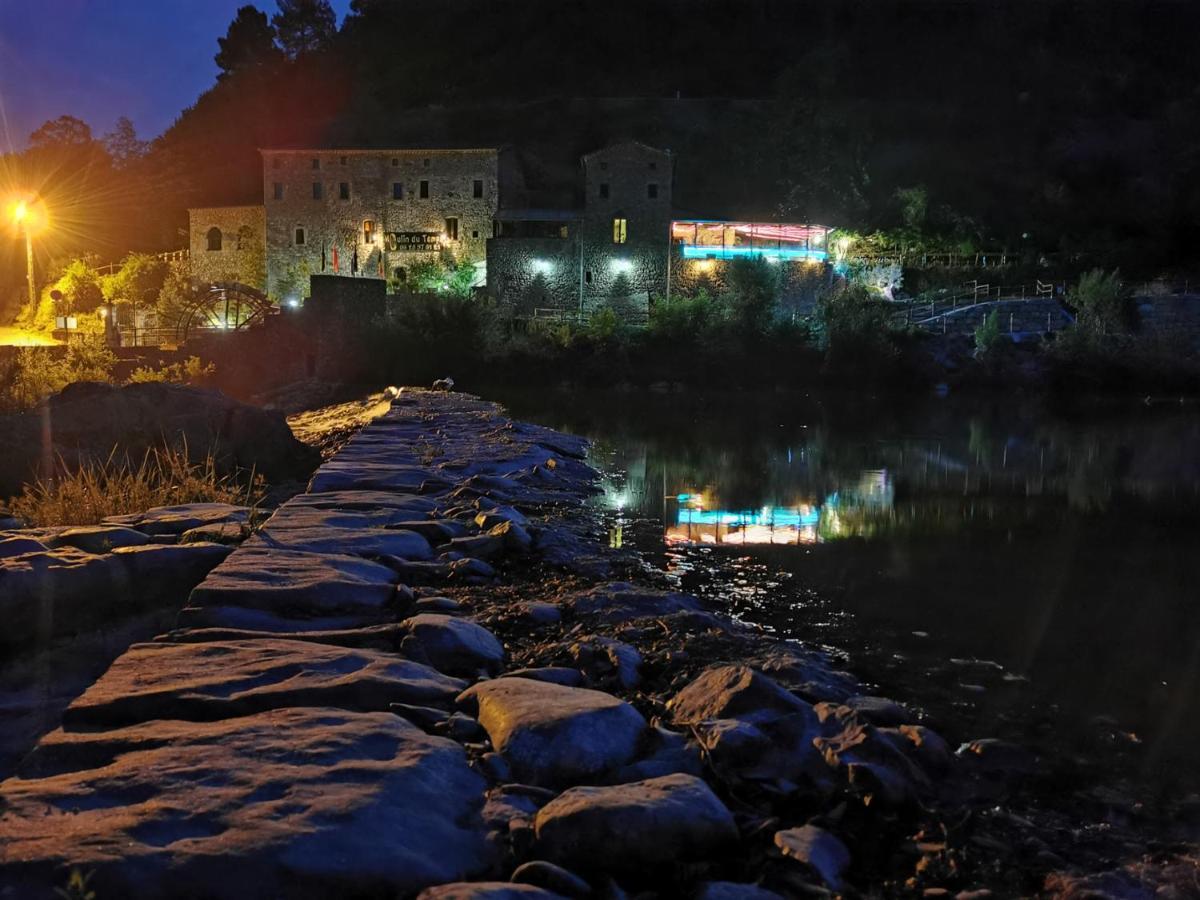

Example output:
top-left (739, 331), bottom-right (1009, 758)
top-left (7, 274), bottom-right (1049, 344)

top-left (50, 525), bottom-right (150, 553)
top-left (0, 708), bottom-right (496, 898)
top-left (186, 547), bottom-right (399, 617)
top-left (62, 639), bottom-right (466, 728)
top-left (418, 884), bottom-right (566, 899)
top-left (534, 774), bottom-right (739, 873)
top-left (103, 502), bottom-right (250, 536)
top-left (459, 677), bottom-right (647, 786)
top-left (254, 508), bottom-right (433, 559)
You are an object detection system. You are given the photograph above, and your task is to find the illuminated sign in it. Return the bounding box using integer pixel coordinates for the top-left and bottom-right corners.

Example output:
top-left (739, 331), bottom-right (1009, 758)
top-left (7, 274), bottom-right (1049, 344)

top-left (385, 231), bottom-right (440, 252)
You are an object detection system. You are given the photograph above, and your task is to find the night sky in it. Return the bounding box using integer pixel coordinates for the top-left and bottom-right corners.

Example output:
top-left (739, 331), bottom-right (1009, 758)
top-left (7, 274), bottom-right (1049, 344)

top-left (0, 0), bottom-right (352, 153)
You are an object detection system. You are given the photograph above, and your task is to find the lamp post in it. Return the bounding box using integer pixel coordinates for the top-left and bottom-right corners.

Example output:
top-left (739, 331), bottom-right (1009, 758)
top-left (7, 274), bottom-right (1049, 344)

top-left (8, 197), bottom-right (45, 310)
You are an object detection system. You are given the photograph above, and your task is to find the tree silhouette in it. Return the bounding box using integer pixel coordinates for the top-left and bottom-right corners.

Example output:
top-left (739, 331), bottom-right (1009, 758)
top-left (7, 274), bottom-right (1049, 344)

top-left (215, 5), bottom-right (281, 76)
top-left (28, 115), bottom-right (93, 149)
top-left (103, 117), bottom-right (148, 169)
top-left (272, 0), bottom-right (337, 59)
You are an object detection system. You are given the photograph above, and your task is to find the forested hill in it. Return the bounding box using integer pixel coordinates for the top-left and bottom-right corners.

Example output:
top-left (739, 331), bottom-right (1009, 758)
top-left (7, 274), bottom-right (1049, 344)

top-left (5, 0), bottom-right (1200, 309)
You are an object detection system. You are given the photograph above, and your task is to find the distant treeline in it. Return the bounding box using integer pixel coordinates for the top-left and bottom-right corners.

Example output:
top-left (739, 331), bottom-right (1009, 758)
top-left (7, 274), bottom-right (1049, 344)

top-left (4, 0), bottom-right (1200, 317)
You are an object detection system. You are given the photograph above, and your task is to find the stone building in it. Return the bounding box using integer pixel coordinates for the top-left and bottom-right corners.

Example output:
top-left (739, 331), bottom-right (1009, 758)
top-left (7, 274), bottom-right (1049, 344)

top-left (486, 141), bottom-right (674, 317)
top-left (187, 206), bottom-right (266, 289)
top-left (259, 147), bottom-right (499, 299)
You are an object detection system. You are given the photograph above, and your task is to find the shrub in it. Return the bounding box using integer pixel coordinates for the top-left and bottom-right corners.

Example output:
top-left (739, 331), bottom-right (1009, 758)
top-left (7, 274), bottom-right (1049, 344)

top-left (102, 253), bottom-right (169, 311)
top-left (0, 342), bottom-right (116, 411)
top-left (127, 355), bottom-right (216, 385)
top-left (816, 283), bottom-right (904, 376)
top-left (51, 257), bottom-right (106, 313)
top-left (647, 289), bottom-right (720, 342)
top-left (974, 309), bottom-right (1006, 355)
top-left (8, 445), bottom-right (264, 527)
top-left (1069, 268), bottom-right (1134, 334)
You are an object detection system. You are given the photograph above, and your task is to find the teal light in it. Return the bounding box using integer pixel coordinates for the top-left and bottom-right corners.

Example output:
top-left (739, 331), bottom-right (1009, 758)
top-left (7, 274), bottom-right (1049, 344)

top-left (681, 246), bottom-right (828, 262)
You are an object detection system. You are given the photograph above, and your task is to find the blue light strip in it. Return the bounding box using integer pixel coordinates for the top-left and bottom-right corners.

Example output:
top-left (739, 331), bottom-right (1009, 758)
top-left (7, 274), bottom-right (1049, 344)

top-left (678, 507), bottom-right (822, 528)
top-left (680, 246), bottom-right (828, 262)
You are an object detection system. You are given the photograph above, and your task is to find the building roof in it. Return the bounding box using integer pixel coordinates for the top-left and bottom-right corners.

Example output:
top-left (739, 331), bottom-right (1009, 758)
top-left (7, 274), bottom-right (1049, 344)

top-left (581, 140), bottom-right (671, 160)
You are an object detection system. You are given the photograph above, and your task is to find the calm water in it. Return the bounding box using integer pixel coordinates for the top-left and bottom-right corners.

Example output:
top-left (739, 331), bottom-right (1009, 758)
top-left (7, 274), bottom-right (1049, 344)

top-left (493, 388), bottom-right (1200, 794)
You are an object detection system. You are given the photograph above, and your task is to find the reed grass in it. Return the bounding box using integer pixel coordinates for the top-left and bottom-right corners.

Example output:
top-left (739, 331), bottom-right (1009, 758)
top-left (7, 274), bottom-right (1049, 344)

top-left (8, 444), bottom-right (264, 527)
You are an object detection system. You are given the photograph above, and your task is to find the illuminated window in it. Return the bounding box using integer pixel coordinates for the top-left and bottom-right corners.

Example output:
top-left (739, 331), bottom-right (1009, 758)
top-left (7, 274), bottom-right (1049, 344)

top-left (473, 179), bottom-right (484, 198)
top-left (312, 182), bottom-right (323, 200)
top-left (612, 217), bottom-right (627, 244)
top-left (392, 182), bottom-right (404, 200)
top-left (272, 182), bottom-right (283, 200)
top-left (363, 220), bottom-right (375, 243)
top-left (339, 182), bottom-right (350, 200)
top-left (599, 182), bottom-right (610, 199)
top-left (419, 180), bottom-right (429, 199)
top-left (445, 217), bottom-right (459, 241)
top-left (647, 183), bottom-right (658, 199)
top-left (312, 158), bottom-right (320, 170)
top-left (205, 227), bottom-right (222, 251)
top-left (294, 226), bottom-right (306, 246)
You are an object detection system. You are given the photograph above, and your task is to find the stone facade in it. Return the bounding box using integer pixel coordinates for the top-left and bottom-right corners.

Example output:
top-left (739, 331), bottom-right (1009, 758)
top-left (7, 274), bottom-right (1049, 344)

top-left (260, 148), bottom-right (499, 300)
top-left (486, 141), bottom-right (673, 316)
top-left (187, 206), bottom-right (266, 289)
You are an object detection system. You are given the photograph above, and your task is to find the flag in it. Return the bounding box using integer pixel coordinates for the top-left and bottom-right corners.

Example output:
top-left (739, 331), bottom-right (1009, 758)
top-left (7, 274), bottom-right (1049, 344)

top-left (321, 244), bottom-right (326, 272)
top-left (332, 244), bottom-right (339, 273)
top-left (351, 246), bottom-right (359, 275)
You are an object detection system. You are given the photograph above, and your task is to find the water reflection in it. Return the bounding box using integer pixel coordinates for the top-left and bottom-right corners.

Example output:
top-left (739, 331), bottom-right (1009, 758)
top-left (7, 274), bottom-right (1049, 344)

top-left (493, 388), bottom-right (1200, 790)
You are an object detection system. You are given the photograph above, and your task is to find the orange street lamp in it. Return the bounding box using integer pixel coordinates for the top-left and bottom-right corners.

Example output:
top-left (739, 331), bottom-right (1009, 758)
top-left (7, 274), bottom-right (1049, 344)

top-left (7, 195), bottom-right (47, 311)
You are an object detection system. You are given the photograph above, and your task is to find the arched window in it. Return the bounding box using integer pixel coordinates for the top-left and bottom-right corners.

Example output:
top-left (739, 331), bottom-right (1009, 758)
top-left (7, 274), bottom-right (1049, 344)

top-left (206, 227), bottom-right (222, 251)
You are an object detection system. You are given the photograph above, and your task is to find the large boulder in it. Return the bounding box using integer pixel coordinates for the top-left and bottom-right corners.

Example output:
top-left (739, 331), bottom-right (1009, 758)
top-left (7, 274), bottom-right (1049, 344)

top-left (0, 708), bottom-right (496, 898)
top-left (458, 678), bottom-right (648, 785)
top-left (533, 774), bottom-right (739, 874)
top-left (105, 502), bottom-right (250, 536)
top-left (61, 638), bottom-right (466, 728)
top-left (400, 613), bottom-right (506, 675)
top-left (0, 381), bottom-right (319, 496)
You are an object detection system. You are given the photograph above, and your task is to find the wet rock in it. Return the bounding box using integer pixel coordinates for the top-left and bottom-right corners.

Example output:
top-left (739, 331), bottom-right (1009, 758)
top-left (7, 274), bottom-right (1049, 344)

top-left (774, 825), bottom-right (851, 890)
top-left (696, 882), bottom-right (786, 900)
top-left (62, 639), bottom-right (466, 728)
top-left (450, 557), bottom-right (497, 580)
top-left (884, 725), bottom-right (953, 775)
top-left (418, 884), bottom-right (564, 900)
top-left (476, 505), bottom-right (530, 529)
top-left (569, 636), bottom-right (642, 689)
top-left (505, 667), bottom-right (584, 687)
top-left (104, 501), bottom-right (250, 536)
top-left (511, 860), bottom-right (592, 898)
top-left (669, 665), bottom-right (815, 728)
top-left (415, 596), bottom-right (465, 614)
top-left (50, 525), bottom-right (150, 553)
top-left (459, 678), bottom-right (648, 785)
top-left (490, 519), bottom-right (533, 553)
top-left (814, 709), bottom-right (929, 805)
top-left (845, 695), bottom-right (915, 727)
top-left (0, 708), bottom-right (496, 898)
top-left (612, 725), bottom-right (704, 782)
top-left (449, 533), bottom-right (507, 560)
top-left (393, 519), bottom-right (469, 544)
top-left (401, 613), bottom-right (505, 675)
top-left (185, 548), bottom-right (399, 621)
top-left (522, 602), bottom-right (562, 625)
top-left (564, 582), bottom-right (702, 624)
top-left (534, 774), bottom-right (738, 874)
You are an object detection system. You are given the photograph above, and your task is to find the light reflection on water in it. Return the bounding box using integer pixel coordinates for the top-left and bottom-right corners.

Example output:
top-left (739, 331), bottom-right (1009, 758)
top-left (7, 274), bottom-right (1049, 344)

top-left (493, 388), bottom-right (1200, 790)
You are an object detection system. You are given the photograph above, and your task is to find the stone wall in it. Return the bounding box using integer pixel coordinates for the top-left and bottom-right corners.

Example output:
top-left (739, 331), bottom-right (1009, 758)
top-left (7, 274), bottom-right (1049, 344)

top-left (302, 275), bottom-right (389, 381)
top-left (486, 237), bottom-right (581, 313)
top-left (187, 206), bottom-right (267, 289)
top-left (261, 149), bottom-right (499, 300)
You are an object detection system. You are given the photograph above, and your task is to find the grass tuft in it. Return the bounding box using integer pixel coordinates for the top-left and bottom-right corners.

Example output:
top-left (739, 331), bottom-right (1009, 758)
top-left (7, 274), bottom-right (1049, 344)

top-left (8, 444), bottom-right (264, 527)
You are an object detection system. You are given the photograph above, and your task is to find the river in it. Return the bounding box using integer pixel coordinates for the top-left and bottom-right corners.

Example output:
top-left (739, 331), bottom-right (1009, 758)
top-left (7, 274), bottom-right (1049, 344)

top-left (493, 387), bottom-right (1200, 802)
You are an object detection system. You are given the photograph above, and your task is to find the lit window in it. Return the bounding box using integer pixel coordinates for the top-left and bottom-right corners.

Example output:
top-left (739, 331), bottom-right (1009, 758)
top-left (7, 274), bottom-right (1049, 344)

top-left (294, 227), bottom-right (306, 246)
top-left (392, 182), bottom-right (404, 200)
top-left (419, 180), bottom-right (429, 199)
top-left (647, 183), bottom-right (658, 199)
top-left (312, 182), bottom-right (323, 200)
top-left (473, 179), bottom-right (484, 198)
top-left (445, 217), bottom-right (459, 241)
top-left (339, 182), bottom-right (350, 200)
top-left (205, 227), bottom-right (222, 251)
top-left (599, 182), bottom-right (610, 199)
top-left (272, 182), bottom-right (284, 200)
top-left (612, 217), bottom-right (627, 244)
top-left (363, 220), bottom-right (375, 243)
top-left (312, 158), bottom-right (320, 170)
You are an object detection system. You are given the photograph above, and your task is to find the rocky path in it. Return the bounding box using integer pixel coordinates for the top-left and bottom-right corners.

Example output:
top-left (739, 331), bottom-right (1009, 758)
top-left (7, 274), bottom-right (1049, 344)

top-left (0, 390), bottom-right (1173, 899)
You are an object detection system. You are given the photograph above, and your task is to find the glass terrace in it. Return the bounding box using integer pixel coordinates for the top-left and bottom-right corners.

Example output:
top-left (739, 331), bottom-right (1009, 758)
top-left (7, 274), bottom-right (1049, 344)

top-left (672, 220), bottom-right (830, 262)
